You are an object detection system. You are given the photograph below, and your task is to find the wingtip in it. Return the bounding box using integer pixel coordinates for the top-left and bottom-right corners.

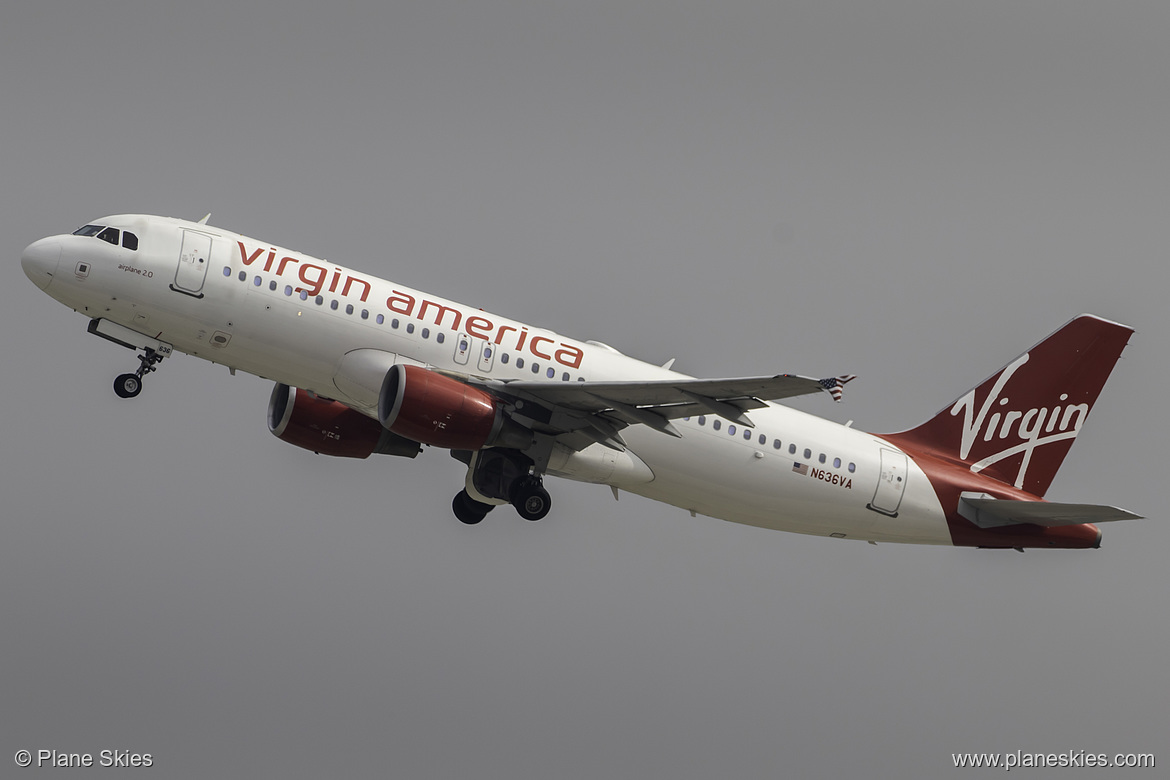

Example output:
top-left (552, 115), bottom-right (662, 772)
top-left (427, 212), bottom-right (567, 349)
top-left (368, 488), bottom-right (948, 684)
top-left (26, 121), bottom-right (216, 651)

top-left (818, 374), bottom-right (856, 403)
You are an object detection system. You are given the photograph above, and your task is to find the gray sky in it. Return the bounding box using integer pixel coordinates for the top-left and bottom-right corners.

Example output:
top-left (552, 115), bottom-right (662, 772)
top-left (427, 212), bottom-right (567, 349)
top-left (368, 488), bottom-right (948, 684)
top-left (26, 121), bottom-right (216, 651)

top-left (2, 2), bottom-right (1166, 777)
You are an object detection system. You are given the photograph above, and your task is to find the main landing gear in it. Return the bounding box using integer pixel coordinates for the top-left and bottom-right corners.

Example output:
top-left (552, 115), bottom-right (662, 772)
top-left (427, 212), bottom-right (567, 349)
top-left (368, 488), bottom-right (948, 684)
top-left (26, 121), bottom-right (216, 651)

top-left (452, 449), bottom-right (554, 524)
top-left (452, 489), bottom-right (494, 525)
top-left (113, 348), bottom-right (165, 399)
top-left (510, 476), bottom-right (552, 522)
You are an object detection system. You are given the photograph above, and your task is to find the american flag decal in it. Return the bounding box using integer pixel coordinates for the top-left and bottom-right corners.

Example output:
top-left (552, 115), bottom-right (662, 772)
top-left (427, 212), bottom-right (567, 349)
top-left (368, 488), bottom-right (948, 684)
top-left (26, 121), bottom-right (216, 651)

top-left (818, 374), bottom-right (857, 402)
top-left (792, 462), bottom-right (809, 475)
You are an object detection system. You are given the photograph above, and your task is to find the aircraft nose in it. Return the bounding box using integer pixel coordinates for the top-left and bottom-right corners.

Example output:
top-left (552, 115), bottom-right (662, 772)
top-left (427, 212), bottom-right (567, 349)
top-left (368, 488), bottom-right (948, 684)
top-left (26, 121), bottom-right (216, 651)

top-left (21, 238), bottom-right (61, 290)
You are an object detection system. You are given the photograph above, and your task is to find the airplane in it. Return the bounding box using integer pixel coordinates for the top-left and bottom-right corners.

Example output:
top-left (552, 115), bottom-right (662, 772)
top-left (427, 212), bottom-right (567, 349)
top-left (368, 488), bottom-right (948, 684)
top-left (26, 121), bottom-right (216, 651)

top-left (21, 213), bottom-right (1142, 549)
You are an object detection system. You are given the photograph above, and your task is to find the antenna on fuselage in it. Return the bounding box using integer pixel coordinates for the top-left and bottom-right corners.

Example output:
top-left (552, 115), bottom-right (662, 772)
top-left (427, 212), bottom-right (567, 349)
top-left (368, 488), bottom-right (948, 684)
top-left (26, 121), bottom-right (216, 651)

top-left (197, 213), bottom-right (211, 225)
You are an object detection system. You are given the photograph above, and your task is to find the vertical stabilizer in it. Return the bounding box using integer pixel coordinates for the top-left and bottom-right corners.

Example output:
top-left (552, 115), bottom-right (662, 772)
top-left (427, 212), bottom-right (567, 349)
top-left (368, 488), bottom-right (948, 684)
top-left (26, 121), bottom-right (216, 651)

top-left (884, 315), bottom-right (1133, 497)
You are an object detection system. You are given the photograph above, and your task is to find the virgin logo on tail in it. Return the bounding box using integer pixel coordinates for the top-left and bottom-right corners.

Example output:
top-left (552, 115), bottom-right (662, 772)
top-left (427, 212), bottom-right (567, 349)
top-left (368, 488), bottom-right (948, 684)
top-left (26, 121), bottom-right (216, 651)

top-left (952, 353), bottom-right (1088, 488)
top-left (882, 315), bottom-right (1133, 498)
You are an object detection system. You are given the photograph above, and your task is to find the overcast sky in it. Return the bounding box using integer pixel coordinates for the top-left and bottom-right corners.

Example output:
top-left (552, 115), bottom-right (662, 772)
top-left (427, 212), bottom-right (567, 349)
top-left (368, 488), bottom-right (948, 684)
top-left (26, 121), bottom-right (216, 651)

top-left (2, 2), bottom-right (1167, 778)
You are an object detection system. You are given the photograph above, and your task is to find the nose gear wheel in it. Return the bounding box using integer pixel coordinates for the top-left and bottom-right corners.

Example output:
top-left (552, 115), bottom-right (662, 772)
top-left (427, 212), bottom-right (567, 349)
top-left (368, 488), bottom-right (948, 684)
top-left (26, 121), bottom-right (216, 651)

top-left (113, 348), bottom-right (165, 399)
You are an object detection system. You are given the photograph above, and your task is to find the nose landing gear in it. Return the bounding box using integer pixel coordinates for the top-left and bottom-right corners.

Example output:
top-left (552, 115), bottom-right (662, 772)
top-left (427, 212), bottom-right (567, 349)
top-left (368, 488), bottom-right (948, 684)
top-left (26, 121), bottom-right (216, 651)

top-left (114, 348), bottom-right (166, 399)
top-left (87, 319), bottom-right (172, 400)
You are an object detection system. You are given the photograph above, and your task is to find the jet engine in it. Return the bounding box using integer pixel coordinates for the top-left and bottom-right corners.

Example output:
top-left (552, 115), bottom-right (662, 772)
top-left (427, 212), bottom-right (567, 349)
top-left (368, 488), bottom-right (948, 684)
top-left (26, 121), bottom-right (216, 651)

top-left (268, 383), bottom-right (421, 459)
top-left (378, 364), bottom-right (532, 451)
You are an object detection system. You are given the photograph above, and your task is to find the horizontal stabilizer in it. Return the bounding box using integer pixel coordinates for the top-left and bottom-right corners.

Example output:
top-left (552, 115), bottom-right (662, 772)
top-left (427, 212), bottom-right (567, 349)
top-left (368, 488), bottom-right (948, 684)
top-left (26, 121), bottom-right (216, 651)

top-left (959, 492), bottom-right (1143, 529)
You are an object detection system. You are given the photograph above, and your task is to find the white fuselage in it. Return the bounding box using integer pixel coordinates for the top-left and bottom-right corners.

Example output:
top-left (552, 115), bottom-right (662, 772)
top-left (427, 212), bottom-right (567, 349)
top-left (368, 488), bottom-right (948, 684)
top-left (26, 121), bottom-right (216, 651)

top-left (23, 214), bottom-right (951, 545)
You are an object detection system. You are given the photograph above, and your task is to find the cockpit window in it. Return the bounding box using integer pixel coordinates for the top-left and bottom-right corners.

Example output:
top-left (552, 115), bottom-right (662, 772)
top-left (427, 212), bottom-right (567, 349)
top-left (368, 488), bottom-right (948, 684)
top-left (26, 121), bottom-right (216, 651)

top-left (72, 224), bottom-right (138, 249)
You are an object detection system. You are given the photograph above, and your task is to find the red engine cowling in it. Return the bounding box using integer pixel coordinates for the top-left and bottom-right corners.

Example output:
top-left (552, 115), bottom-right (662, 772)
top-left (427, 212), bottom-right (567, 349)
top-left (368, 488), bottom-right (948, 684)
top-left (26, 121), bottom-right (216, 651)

top-left (268, 384), bottom-right (421, 459)
top-left (378, 364), bottom-right (531, 450)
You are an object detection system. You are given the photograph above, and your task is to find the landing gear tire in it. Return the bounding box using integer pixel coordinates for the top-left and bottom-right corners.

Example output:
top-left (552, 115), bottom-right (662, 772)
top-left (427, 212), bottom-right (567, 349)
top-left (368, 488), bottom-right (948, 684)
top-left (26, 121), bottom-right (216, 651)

top-left (511, 479), bottom-right (552, 522)
top-left (452, 489), bottom-right (494, 525)
top-left (112, 347), bottom-right (165, 399)
top-left (114, 373), bottom-right (142, 399)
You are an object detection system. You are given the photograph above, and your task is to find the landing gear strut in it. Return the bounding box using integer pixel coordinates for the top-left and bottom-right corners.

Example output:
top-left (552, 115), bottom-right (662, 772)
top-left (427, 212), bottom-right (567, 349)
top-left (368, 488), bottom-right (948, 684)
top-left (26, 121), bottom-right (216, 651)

top-left (114, 348), bottom-right (165, 399)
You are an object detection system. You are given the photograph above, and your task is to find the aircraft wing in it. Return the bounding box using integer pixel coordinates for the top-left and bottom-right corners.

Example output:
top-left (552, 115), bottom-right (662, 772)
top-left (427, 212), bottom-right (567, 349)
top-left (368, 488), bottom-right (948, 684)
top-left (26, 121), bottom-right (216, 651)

top-left (468, 373), bottom-right (851, 451)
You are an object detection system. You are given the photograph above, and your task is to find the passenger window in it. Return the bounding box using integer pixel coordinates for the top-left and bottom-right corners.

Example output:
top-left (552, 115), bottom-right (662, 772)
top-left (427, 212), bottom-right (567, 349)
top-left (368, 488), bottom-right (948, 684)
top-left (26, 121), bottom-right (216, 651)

top-left (848, 463), bottom-right (856, 473)
top-left (391, 318), bottom-right (399, 328)
top-left (223, 267), bottom-right (231, 277)
top-left (422, 328), bottom-right (430, 339)
top-left (284, 285), bottom-right (293, 296)
top-left (330, 300), bottom-right (339, 310)
top-left (531, 363), bottom-right (540, 373)
top-left (833, 457), bottom-right (841, 468)
top-left (299, 290), bottom-right (309, 300)
top-left (406, 323), bottom-right (415, 334)
top-left (562, 373), bottom-right (570, 381)
top-left (501, 353), bottom-right (509, 364)
top-left (745, 430), bottom-right (753, 441)
top-left (122, 232), bottom-right (138, 250)
top-left (804, 448), bottom-right (812, 459)
top-left (436, 332), bottom-right (445, 343)
top-left (346, 304), bottom-right (354, 315)
top-left (516, 358), bottom-right (524, 369)
top-left (376, 314), bottom-right (384, 324)
top-left (254, 277), bottom-right (263, 287)
top-left (712, 420), bottom-right (721, 431)
top-left (789, 444), bottom-right (797, 455)
top-left (269, 281), bottom-right (277, 291)
top-left (238, 271), bottom-right (246, 281)
top-left (547, 367), bottom-right (555, 378)
top-left (758, 434), bottom-right (766, 444)
top-left (315, 296), bottom-right (324, 305)
top-left (818, 453), bottom-right (826, 464)
top-left (728, 424), bottom-right (736, 436)
top-left (773, 439), bottom-right (782, 450)
top-left (97, 227), bottom-right (120, 245)
top-left (361, 309), bottom-right (369, 320)
top-left (698, 416), bottom-right (706, 426)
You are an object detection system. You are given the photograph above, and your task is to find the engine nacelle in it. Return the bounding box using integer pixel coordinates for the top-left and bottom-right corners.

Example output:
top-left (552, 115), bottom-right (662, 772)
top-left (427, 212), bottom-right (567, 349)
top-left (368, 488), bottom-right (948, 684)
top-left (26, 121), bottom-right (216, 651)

top-left (268, 384), bottom-right (421, 459)
top-left (378, 364), bottom-right (532, 451)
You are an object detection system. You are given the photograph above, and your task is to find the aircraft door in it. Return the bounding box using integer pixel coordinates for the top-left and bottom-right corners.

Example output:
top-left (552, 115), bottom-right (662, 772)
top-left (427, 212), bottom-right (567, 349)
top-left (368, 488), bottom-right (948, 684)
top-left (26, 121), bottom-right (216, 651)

top-left (171, 230), bottom-right (212, 298)
top-left (477, 340), bottom-right (495, 372)
top-left (868, 448), bottom-right (907, 516)
top-left (453, 333), bottom-right (472, 365)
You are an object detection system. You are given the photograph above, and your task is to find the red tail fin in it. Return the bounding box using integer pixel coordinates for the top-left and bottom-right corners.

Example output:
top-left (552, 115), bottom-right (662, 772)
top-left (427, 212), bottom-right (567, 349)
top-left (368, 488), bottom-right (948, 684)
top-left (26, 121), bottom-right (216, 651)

top-left (884, 315), bottom-right (1133, 497)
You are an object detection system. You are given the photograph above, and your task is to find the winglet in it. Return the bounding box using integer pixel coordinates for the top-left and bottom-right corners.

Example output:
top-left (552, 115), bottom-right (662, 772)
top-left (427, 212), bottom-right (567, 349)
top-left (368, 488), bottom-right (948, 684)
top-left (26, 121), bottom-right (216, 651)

top-left (818, 374), bottom-right (856, 403)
